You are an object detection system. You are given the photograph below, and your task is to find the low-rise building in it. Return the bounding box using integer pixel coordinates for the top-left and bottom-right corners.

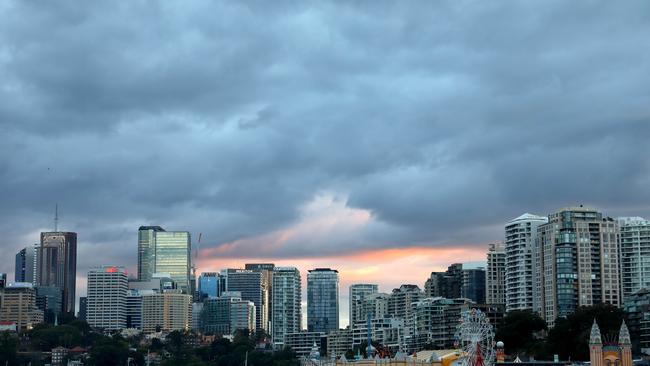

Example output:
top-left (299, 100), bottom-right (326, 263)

top-left (284, 331), bottom-right (326, 358)
top-left (0, 282), bottom-right (43, 332)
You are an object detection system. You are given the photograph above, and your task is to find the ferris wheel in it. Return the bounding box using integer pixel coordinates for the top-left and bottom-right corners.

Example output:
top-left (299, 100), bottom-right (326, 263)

top-left (454, 308), bottom-right (495, 366)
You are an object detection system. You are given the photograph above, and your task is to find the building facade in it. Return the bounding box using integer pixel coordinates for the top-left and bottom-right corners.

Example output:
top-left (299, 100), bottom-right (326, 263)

top-left (486, 243), bottom-right (506, 305)
top-left (462, 268), bottom-right (486, 304)
top-left (623, 287), bottom-right (650, 352)
top-left (137, 226), bottom-right (192, 293)
top-left (86, 266), bottom-right (128, 330)
top-left (307, 268), bottom-right (339, 333)
top-left (15, 246), bottom-right (35, 283)
top-left (424, 264), bottom-right (462, 299)
top-left (141, 292), bottom-right (192, 333)
top-left (0, 283), bottom-right (43, 332)
top-left (35, 232), bottom-right (77, 314)
top-left (272, 267), bottom-right (302, 347)
top-left (226, 269), bottom-right (266, 331)
top-left (245, 263), bottom-right (274, 332)
top-left (388, 284), bottom-right (422, 321)
top-left (504, 213), bottom-right (548, 312)
top-left (198, 272), bottom-right (222, 300)
top-left (618, 217), bottom-right (650, 301)
top-left (349, 284), bottom-right (379, 327)
top-left (534, 207), bottom-right (621, 326)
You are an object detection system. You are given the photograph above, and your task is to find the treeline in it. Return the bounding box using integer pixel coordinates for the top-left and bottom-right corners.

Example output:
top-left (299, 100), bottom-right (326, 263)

top-left (496, 304), bottom-right (626, 361)
top-left (0, 324), bottom-right (300, 366)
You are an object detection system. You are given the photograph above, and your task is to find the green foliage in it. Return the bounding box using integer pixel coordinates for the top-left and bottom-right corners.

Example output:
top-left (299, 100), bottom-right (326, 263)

top-left (30, 324), bottom-right (84, 350)
top-left (495, 310), bottom-right (547, 357)
top-left (89, 335), bottom-right (130, 366)
top-left (0, 331), bottom-right (19, 366)
top-left (544, 304), bottom-right (624, 361)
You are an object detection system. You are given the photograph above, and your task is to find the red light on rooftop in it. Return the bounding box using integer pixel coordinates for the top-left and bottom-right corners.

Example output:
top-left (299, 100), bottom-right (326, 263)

top-left (105, 267), bottom-right (118, 273)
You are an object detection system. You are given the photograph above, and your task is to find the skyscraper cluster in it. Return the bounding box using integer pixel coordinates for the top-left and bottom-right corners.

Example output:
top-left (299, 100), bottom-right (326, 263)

top-left (1, 204), bottom-right (648, 356)
top-left (492, 206), bottom-right (650, 328)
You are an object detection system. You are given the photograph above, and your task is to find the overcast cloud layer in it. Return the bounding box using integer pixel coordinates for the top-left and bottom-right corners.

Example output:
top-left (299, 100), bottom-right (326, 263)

top-left (2, 1), bottom-right (650, 288)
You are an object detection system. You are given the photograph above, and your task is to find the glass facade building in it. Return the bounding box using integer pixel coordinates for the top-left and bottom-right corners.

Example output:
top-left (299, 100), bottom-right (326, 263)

top-left (35, 232), bottom-right (77, 314)
top-left (137, 226), bottom-right (191, 293)
top-left (307, 268), bottom-right (339, 333)
top-left (226, 269), bottom-right (265, 331)
top-left (15, 246), bottom-right (35, 283)
top-left (198, 272), bottom-right (222, 300)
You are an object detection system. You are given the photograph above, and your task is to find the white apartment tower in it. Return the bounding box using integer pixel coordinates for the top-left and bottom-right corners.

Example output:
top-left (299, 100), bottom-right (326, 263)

top-left (486, 243), bottom-right (506, 305)
top-left (271, 267), bottom-right (302, 347)
top-left (618, 217), bottom-right (650, 301)
top-left (504, 213), bottom-right (548, 312)
top-left (87, 266), bottom-right (128, 330)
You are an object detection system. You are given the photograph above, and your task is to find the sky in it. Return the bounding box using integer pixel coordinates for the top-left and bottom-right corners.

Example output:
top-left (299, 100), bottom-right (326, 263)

top-left (1, 1), bottom-right (650, 328)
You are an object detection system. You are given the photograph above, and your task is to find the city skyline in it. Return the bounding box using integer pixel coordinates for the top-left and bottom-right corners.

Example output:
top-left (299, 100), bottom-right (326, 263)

top-left (1, 1), bottom-right (650, 332)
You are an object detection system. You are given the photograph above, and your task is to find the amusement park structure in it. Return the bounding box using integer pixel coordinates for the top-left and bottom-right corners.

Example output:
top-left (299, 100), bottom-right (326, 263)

top-left (455, 309), bottom-right (495, 366)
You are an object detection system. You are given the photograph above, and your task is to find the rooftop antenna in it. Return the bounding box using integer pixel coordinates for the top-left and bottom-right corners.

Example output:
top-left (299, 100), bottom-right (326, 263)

top-left (54, 203), bottom-right (59, 232)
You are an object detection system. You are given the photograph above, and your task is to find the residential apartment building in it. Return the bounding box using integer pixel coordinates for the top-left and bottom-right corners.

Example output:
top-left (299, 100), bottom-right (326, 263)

top-left (486, 243), bottom-right (506, 305)
top-left (424, 263), bottom-right (463, 299)
top-left (462, 268), bottom-right (486, 304)
top-left (618, 217), bottom-right (650, 301)
top-left (533, 207), bottom-right (621, 326)
top-left (349, 284), bottom-right (378, 327)
top-left (504, 213), bottom-right (548, 312)
top-left (271, 267), bottom-right (301, 346)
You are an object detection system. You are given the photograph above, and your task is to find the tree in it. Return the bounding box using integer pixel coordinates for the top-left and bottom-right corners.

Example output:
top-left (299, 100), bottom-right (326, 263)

top-left (495, 310), bottom-right (547, 357)
top-left (545, 304), bottom-right (624, 361)
top-left (0, 331), bottom-right (18, 366)
top-left (89, 336), bottom-right (130, 366)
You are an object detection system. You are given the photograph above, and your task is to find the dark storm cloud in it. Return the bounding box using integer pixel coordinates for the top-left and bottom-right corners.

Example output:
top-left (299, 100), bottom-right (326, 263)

top-left (1, 1), bottom-right (650, 274)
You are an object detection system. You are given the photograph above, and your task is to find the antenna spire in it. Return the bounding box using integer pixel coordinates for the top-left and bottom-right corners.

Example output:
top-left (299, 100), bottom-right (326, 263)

top-left (54, 204), bottom-right (59, 232)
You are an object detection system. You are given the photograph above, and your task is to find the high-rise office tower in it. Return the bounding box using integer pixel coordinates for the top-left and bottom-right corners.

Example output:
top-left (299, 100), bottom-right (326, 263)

top-left (486, 243), bottom-right (506, 305)
top-left (35, 232), bottom-right (77, 314)
top-left (424, 263), bottom-right (463, 299)
top-left (226, 269), bottom-right (266, 331)
top-left (0, 283), bottom-right (44, 332)
top-left (137, 226), bottom-right (191, 293)
top-left (15, 246), bottom-right (35, 283)
top-left (138, 226), bottom-right (165, 281)
top-left (349, 284), bottom-right (378, 327)
top-left (307, 268), bottom-right (339, 333)
top-left (198, 272), bottom-right (222, 300)
top-left (272, 267), bottom-right (302, 346)
top-left (87, 266), bottom-right (128, 330)
top-left (0, 273), bottom-right (6, 289)
top-left (462, 268), bottom-right (486, 304)
top-left (504, 213), bottom-right (548, 312)
top-left (618, 217), bottom-right (650, 301)
top-left (245, 263), bottom-right (274, 331)
top-left (534, 207), bottom-right (621, 326)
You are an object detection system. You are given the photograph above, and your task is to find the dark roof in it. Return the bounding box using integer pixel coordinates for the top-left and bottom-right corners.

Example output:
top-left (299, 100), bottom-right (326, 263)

top-left (138, 226), bottom-right (166, 232)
